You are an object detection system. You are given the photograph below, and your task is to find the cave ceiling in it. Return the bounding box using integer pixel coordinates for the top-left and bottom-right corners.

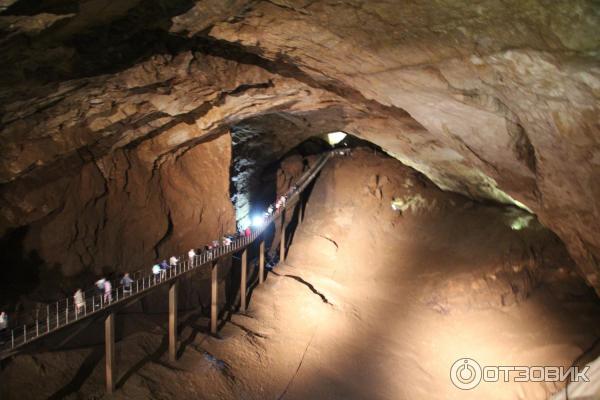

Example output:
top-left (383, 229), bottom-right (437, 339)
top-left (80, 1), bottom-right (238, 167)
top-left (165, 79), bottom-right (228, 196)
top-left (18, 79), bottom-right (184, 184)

top-left (0, 0), bottom-right (599, 291)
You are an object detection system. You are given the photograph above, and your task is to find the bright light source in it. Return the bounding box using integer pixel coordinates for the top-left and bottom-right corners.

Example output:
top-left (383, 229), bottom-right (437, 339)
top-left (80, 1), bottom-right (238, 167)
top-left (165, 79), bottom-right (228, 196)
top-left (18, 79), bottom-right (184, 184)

top-left (252, 215), bottom-right (265, 227)
top-left (327, 131), bottom-right (347, 145)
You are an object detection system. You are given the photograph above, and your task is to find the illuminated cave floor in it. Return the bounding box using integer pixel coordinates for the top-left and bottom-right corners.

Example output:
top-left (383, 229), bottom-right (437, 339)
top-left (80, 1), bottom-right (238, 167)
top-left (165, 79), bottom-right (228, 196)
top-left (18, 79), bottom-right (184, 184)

top-left (2, 149), bottom-right (600, 400)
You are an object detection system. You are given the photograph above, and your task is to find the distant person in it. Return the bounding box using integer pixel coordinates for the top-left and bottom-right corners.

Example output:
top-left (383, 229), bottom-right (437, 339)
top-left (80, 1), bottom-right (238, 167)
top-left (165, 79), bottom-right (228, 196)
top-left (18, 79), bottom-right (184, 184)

top-left (169, 256), bottom-right (178, 269)
top-left (74, 289), bottom-right (85, 315)
top-left (0, 311), bottom-right (7, 332)
top-left (152, 264), bottom-right (161, 283)
top-left (95, 278), bottom-right (106, 298)
top-left (245, 226), bottom-right (251, 237)
top-left (188, 248), bottom-right (196, 265)
top-left (104, 280), bottom-right (112, 304)
top-left (159, 260), bottom-right (169, 279)
top-left (121, 273), bottom-right (133, 294)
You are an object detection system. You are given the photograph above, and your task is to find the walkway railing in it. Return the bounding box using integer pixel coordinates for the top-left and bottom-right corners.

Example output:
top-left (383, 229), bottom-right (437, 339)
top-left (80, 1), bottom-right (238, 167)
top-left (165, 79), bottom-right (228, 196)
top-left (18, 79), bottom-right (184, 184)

top-left (0, 149), bottom-right (345, 357)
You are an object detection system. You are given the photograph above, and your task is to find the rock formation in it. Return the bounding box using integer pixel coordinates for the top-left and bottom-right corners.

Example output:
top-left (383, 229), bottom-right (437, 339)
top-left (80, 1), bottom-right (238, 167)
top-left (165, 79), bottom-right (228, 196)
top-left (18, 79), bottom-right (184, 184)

top-left (0, 0), bottom-right (599, 295)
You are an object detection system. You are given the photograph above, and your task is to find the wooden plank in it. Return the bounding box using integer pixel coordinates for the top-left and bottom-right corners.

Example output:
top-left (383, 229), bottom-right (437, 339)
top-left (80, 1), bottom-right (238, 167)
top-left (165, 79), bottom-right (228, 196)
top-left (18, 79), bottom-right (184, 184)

top-left (259, 240), bottom-right (265, 284)
top-left (105, 312), bottom-right (115, 394)
top-left (240, 249), bottom-right (248, 312)
top-left (168, 281), bottom-right (178, 362)
top-left (211, 261), bottom-right (218, 335)
top-left (280, 212), bottom-right (286, 263)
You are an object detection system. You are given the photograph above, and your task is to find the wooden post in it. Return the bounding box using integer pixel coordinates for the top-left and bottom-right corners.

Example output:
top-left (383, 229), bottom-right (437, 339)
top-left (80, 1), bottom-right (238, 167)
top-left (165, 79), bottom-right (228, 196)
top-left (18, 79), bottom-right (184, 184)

top-left (259, 240), bottom-right (265, 284)
top-left (298, 196), bottom-right (304, 224)
top-left (280, 211), bottom-right (286, 263)
top-left (168, 280), bottom-right (178, 362)
top-left (211, 261), bottom-right (218, 335)
top-left (240, 248), bottom-right (248, 312)
top-left (105, 312), bottom-right (115, 394)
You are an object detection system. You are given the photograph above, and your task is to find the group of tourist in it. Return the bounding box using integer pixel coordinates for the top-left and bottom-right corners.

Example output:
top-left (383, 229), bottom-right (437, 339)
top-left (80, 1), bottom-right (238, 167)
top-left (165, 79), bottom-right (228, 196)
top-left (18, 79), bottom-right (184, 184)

top-left (257, 188), bottom-right (296, 226)
top-left (61, 150), bottom-right (349, 318)
top-left (69, 271), bottom-right (136, 316)
top-left (0, 149), bottom-right (348, 344)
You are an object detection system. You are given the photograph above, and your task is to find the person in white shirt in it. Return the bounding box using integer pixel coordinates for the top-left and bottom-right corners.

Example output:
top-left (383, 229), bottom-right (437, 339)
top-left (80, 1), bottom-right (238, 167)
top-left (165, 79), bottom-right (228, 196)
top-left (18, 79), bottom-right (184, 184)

top-left (152, 264), bottom-right (161, 283)
top-left (188, 249), bottom-right (196, 266)
top-left (0, 311), bottom-right (7, 331)
top-left (103, 280), bottom-right (112, 304)
top-left (74, 289), bottom-right (85, 315)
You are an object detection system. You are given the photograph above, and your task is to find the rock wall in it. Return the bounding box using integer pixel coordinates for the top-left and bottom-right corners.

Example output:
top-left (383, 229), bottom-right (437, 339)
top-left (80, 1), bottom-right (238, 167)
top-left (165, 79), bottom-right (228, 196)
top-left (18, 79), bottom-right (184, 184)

top-left (5, 132), bottom-right (235, 279)
top-left (206, 0), bottom-right (600, 291)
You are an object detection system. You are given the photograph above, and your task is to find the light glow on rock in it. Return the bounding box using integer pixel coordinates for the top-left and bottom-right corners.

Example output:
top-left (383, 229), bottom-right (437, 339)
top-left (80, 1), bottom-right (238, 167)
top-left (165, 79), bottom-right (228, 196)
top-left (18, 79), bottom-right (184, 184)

top-left (327, 131), bottom-right (347, 145)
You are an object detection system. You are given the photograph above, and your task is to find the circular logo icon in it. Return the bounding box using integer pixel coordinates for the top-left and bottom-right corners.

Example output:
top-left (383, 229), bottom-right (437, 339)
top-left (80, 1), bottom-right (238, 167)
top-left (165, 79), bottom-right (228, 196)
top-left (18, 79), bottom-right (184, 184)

top-left (450, 358), bottom-right (482, 390)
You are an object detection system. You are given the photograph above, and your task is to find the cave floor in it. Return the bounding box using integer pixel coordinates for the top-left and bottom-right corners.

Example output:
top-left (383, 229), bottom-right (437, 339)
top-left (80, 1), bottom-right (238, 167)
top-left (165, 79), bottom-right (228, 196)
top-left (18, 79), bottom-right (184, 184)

top-left (2, 150), bottom-right (600, 400)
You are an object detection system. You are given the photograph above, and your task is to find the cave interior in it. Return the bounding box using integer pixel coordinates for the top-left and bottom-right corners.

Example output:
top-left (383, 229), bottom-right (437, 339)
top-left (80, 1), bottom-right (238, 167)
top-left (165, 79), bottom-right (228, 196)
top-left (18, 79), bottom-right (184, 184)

top-left (0, 1), bottom-right (600, 399)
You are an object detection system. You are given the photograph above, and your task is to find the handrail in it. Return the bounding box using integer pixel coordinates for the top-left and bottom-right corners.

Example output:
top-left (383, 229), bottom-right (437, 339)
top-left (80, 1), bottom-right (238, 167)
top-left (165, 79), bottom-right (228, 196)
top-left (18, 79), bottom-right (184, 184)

top-left (0, 149), bottom-right (346, 357)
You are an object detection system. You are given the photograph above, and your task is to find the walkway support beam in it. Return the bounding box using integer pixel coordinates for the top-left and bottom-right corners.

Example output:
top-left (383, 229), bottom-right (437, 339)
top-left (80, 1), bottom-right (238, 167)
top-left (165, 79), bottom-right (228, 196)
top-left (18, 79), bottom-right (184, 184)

top-left (105, 312), bottom-right (115, 394)
top-left (259, 240), bottom-right (265, 284)
top-left (211, 261), bottom-right (218, 335)
top-left (240, 248), bottom-right (248, 312)
top-left (298, 196), bottom-right (304, 224)
top-left (168, 280), bottom-right (178, 362)
top-left (280, 211), bottom-right (286, 263)
top-left (0, 151), bottom-right (340, 360)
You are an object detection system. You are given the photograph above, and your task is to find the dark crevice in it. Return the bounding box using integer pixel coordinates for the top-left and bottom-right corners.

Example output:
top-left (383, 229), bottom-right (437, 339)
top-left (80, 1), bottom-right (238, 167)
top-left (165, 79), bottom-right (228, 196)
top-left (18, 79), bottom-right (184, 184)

top-left (271, 271), bottom-right (332, 305)
top-left (303, 232), bottom-right (338, 250)
top-left (227, 320), bottom-right (267, 339)
top-left (153, 210), bottom-right (173, 259)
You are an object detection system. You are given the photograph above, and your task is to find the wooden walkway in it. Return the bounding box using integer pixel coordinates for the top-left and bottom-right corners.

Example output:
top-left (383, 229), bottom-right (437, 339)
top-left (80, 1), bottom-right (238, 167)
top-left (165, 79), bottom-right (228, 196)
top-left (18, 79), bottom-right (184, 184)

top-left (0, 149), bottom-right (346, 393)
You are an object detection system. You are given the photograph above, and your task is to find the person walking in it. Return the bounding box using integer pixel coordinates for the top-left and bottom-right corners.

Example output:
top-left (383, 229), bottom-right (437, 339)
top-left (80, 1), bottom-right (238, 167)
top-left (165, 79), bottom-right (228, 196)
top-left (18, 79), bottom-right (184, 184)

top-left (0, 311), bottom-right (7, 332)
top-left (74, 289), bottom-right (85, 316)
top-left (159, 260), bottom-right (169, 279)
top-left (188, 248), bottom-right (196, 266)
top-left (95, 279), bottom-right (105, 293)
top-left (95, 278), bottom-right (106, 305)
top-left (152, 264), bottom-right (161, 283)
top-left (121, 273), bottom-right (134, 294)
top-left (103, 279), bottom-right (112, 304)
top-left (245, 226), bottom-right (251, 238)
top-left (0, 311), bottom-right (7, 344)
